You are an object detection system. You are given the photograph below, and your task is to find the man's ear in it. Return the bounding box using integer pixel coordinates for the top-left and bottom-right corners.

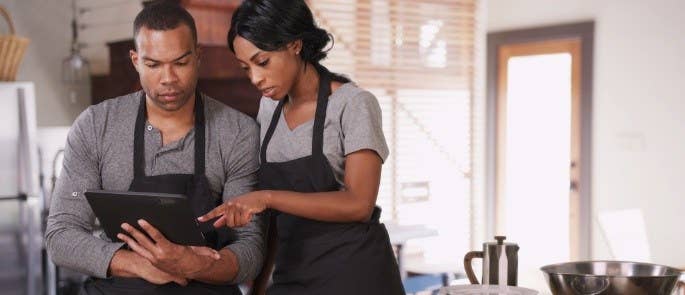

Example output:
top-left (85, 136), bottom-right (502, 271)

top-left (287, 40), bottom-right (303, 55)
top-left (130, 49), bottom-right (140, 73)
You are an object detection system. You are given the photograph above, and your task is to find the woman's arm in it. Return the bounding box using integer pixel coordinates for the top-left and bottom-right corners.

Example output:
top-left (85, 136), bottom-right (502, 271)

top-left (265, 149), bottom-right (381, 222)
top-left (199, 149), bottom-right (382, 226)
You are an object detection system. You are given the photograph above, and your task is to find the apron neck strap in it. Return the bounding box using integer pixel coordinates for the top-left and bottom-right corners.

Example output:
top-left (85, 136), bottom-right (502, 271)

top-left (133, 90), bottom-right (205, 178)
top-left (311, 65), bottom-right (332, 159)
top-left (260, 65), bottom-right (332, 164)
top-left (260, 100), bottom-right (283, 164)
top-left (193, 91), bottom-right (206, 175)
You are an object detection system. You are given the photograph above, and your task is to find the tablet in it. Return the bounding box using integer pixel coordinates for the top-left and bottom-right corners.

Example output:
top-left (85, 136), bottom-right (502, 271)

top-left (84, 190), bottom-right (206, 246)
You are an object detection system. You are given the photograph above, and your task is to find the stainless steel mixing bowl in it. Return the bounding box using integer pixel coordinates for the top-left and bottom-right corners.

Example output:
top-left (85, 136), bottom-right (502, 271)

top-left (541, 261), bottom-right (681, 295)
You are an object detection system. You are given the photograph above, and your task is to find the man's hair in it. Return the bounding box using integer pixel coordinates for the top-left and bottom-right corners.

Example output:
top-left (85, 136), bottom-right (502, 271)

top-left (133, 1), bottom-right (198, 47)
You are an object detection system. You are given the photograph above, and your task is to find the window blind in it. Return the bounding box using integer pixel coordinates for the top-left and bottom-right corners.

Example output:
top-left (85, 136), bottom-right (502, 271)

top-left (311, 0), bottom-right (479, 262)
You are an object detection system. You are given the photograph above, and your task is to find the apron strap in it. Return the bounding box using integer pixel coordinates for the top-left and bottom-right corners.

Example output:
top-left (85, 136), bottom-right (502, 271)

top-left (193, 91), bottom-right (206, 175)
top-left (311, 65), bottom-right (332, 160)
top-left (133, 92), bottom-right (147, 179)
top-left (260, 99), bottom-right (285, 164)
top-left (133, 90), bottom-right (206, 178)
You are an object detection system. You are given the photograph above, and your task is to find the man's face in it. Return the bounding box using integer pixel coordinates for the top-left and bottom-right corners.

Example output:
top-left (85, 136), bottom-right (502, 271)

top-left (130, 25), bottom-right (199, 112)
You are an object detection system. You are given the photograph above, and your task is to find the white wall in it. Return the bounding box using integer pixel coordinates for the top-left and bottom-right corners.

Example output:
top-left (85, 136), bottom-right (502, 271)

top-left (3, 0), bottom-right (83, 126)
top-left (2, 0), bottom-right (139, 126)
top-left (489, 0), bottom-right (685, 267)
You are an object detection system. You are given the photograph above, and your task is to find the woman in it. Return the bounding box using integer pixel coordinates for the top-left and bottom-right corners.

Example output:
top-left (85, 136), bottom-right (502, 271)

top-left (198, 0), bottom-right (405, 294)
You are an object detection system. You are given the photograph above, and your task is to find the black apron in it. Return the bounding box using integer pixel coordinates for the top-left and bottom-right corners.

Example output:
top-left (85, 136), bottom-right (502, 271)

top-left (81, 91), bottom-right (241, 295)
top-left (258, 66), bottom-right (405, 295)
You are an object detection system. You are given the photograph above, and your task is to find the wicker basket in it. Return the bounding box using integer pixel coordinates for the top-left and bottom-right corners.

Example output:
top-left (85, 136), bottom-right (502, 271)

top-left (0, 5), bottom-right (29, 81)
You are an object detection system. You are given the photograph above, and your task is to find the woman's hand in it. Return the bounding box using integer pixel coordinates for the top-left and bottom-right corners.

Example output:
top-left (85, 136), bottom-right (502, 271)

top-left (198, 191), bottom-right (271, 228)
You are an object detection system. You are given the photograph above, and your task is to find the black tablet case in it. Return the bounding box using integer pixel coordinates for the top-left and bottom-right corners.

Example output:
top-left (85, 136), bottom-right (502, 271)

top-left (85, 190), bottom-right (206, 246)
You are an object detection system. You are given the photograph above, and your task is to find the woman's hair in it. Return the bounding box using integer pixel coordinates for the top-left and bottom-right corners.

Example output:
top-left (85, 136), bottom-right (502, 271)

top-left (228, 0), bottom-right (350, 82)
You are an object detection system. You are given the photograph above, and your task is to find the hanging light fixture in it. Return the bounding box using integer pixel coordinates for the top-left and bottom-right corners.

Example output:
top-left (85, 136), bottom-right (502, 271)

top-left (61, 0), bottom-right (90, 104)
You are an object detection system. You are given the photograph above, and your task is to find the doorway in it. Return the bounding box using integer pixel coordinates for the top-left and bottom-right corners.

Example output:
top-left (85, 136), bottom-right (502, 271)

top-left (486, 22), bottom-right (594, 290)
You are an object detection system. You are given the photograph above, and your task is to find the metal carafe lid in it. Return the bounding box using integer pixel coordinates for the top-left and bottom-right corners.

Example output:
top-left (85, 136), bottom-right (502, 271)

top-left (485, 236), bottom-right (518, 247)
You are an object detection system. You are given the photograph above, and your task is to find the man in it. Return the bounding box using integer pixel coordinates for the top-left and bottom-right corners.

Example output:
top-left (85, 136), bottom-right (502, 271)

top-left (45, 2), bottom-right (263, 294)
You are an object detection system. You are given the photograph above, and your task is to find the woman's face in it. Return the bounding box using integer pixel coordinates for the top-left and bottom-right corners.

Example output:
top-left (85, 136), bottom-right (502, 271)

top-left (232, 36), bottom-right (301, 100)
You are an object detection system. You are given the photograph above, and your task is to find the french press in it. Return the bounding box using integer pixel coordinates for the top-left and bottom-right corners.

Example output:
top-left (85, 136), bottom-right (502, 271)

top-left (464, 236), bottom-right (519, 286)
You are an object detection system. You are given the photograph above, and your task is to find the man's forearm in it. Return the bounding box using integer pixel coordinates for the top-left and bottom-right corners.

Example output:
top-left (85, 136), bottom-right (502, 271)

top-left (45, 220), bottom-right (125, 278)
top-left (188, 248), bottom-right (239, 285)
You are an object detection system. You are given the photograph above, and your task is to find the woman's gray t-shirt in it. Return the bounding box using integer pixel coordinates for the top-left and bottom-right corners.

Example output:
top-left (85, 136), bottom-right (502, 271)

top-left (256, 82), bottom-right (389, 189)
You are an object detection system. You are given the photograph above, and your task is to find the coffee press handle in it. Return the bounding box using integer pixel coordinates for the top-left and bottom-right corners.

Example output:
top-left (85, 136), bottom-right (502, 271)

top-left (464, 250), bottom-right (484, 284)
